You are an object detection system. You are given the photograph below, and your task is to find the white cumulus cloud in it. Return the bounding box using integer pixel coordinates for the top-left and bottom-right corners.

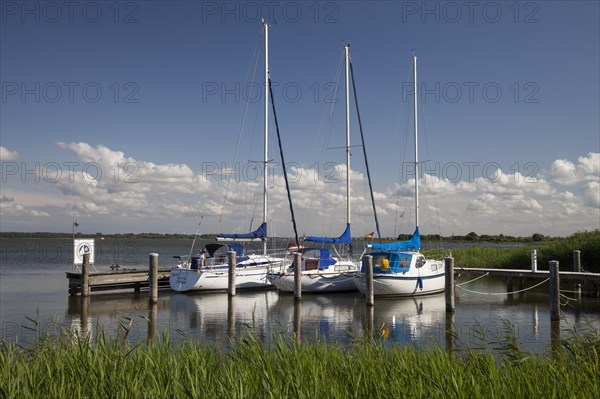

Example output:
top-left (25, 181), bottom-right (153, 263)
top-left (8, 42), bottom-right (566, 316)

top-left (0, 146), bottom-right (19, 161)
top-left (550, 152), bottom-right (599, 185)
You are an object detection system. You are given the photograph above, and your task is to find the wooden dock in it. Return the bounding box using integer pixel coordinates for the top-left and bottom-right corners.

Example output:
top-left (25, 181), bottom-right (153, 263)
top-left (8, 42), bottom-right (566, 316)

top-left (66, 268), bottom-right (171, 295)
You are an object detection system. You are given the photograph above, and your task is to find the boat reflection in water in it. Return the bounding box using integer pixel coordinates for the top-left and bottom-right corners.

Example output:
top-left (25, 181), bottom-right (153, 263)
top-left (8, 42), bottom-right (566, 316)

top-left (168, 291), bottom-right (447, 346)
top-left (370, 294), bottom-right (446, 345)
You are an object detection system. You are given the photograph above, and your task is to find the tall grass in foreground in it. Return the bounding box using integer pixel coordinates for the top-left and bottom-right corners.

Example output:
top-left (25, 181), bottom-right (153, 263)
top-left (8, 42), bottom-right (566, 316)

top-left (2, 327), bottom-right (599, 399)
top-left (451, 230), bottom-right (600, 272)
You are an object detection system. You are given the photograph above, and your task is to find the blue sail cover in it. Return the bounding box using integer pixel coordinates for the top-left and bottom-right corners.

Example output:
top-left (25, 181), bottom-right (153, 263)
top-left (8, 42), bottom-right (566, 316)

top-left (217, 222), bottom-right (267, 240)
top-left (305, 223), bottom-right (351, 244)
top-left (371, 226), bottom-right (421, 251)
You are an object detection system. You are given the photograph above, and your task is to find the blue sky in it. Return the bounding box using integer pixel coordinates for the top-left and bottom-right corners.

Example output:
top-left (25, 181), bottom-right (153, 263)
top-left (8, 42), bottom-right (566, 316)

top-left (1, 0), bottom-right (599, 237)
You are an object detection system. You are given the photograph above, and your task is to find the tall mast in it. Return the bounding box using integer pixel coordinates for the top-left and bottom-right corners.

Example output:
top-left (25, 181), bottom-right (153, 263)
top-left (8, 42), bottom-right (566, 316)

top-left (413, 53), bottom-right (419, 229)
top-left (263, 21), bottom-right (269, 255)
top-left (345, 44), bottom-right (351, 229)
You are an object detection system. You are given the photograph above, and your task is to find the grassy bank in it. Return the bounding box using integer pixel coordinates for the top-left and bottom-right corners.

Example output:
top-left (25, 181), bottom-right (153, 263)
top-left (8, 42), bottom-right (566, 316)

top-left (450, 230), bottom-right (600, 273)
top-left (2, 330), bottom-right (599, 399)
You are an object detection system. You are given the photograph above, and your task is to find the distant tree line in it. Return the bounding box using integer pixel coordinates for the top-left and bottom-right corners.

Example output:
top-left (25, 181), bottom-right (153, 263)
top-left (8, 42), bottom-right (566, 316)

top-left (0, 232), bottom-right (217, 240)
top-left (1, 231), bottom-right (595, 244)
top-left (395, 232), bottom-right (555, 243)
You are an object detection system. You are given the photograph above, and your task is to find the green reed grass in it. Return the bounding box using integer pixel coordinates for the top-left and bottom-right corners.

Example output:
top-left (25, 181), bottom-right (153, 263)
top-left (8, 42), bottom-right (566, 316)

top-left (2, 325), bottom-right (599, 399)
top-left (451, 230), bottom-right (600, 272)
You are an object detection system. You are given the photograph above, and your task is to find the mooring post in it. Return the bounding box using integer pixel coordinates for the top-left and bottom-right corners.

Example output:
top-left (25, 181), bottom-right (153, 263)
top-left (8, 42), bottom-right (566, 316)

top-left (366, 304), bottom-right (375, 338)
top-left (82, 253), bottom-right (90, 297)
top-left (573, 250), bottom-right (582, 300)
top-left (445, 311), bottom-right (455, 355)
top-left (549, 260), bottom-right (560, 322)
top-left (227, 296), bottom-right (236, 339)
top-left (149, 253), bottom-right (158, 304)
top-left (293, 252), bottom-right (302, 301)
top-left (293, 300), bottom-right (302, 343)
top-left (227, 251), bottom-right (236, 296)
top-left (445, 257), bottom-right (455, 312)
top-left (506, 276), bottom-right (514, 294)
top-left (531, 249), bottom-right (537, 272)
top-left (81, 296), bottom-right (90, 336)
top-left (148, 302), bottom-right (157, 343)
top-left (551, 320), bottom-right (561, 357)
top-left (365, 255), bottom-right (374, 306)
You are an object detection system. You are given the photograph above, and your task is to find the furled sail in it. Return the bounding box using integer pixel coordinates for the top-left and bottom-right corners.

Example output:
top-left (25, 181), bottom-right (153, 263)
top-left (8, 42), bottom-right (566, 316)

top-left (305, 223), bottom-right (351, 244)
top-left (216, 222), bottom-right (267, 241)
top-left (371, 226), bottom-right (420, 251)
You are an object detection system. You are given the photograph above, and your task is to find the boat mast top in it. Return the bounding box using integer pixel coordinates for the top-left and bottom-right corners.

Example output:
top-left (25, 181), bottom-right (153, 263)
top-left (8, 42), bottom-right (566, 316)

top-left (413, 53), bottom-right (419, 229)
top-left (345, 44), bottom-right (351, 228)
top-left (263, 20), bottom-right (269, 255)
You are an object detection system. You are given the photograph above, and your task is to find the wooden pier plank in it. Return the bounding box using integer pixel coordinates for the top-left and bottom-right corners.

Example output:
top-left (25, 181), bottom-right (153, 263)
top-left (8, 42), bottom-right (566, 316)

top-left (66, 268), bottom-right (172, 294)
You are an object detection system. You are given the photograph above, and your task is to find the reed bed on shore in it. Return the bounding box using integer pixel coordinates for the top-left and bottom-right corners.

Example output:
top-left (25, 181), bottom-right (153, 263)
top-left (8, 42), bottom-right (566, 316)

top-left (2, 323), bottom-right (599, 399)
top-left (450, 231), bottom-right (600, 272)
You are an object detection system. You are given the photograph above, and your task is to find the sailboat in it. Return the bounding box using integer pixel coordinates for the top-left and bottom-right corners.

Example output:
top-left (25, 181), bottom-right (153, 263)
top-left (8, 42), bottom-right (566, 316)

top-left (354, 53), bottom-right (445, 297)
top-left (170, 21), bottom-right (286, 292)
top-left (267, 44), bottom-right (359, 293)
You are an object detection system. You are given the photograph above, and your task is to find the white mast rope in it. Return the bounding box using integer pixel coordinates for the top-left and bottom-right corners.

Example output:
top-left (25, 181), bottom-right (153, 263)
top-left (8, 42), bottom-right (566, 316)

top-left (456, 278), bottom-right (550, 296)
top-left (559, 292), bottom-right (579, 303)
top-left (455, 272), bottom-right (490, 287)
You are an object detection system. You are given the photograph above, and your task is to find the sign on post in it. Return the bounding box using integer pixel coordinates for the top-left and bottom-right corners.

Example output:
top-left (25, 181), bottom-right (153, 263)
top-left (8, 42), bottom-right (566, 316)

top-left (74, 239), bottom-right (95, 266)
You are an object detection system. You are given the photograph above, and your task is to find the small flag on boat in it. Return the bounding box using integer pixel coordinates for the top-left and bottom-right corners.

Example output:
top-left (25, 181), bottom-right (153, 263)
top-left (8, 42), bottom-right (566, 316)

top-left (365, 232), bottom-right (374, 239)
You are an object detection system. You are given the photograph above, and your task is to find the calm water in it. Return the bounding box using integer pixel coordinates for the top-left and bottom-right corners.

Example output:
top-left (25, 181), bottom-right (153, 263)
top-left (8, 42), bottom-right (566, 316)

top-left (1, 238), bottom-right (598, 352)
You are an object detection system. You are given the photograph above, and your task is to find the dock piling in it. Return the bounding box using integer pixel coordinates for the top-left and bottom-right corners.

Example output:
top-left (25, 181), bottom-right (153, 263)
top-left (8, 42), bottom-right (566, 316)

top-left (573, 250), bottom-right (582, 300)
top-left (149, 253), bottom-right (158, 303)
top-left (549, 260), bottom-right (560, 321)
top-left (82, 253), bottom-right (90, 297)
top-left (293, 301), bottom-right (302, 342)
top-left (506, 276), bottom-right (514, 294)
top-left (148, 302), bottom-right (157, 343)
top-left (227, 296), bottom-right (236, 338)
top-left (445, 257), bottom-right (455, 312)
top-left (293, 252), bottom-right (302, 301)
top-left (227, 251), bottom-right (236, 296)
top-left (365, 255), bottom-right (374, 306)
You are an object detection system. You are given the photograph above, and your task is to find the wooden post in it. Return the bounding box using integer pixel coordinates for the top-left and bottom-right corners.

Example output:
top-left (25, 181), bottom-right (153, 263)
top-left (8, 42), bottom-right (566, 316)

top-left (227, 251), bottom-right (236, 296)
top-left (364, 255), bottom-right (374, 306)
top-left (551, 320), bottom-right (561, 357)
top-left (366, 303), bottom-right (375, 338)
top-left (506, 276), bottom-right (514, 294)
top-left (148, 302), bottom-right (157, 343)
top-left (293, 252), bottom-right (302, 301)
top-left (149, 253), bottom-right (158, 304)
top-left (445, 311), bottom-right (455, 355)
top-left (80, 296), bottom-right (90, 336)
top-left (82, 253), bottom-right (90, 297)
top-left (573, 250), bottom-right (582, 300)
top-left (227, 296), bottom-right (236, 339)
top-left (445, 257), bottom-right (454, 312)
top-left (549, 260), bottom-right (560, 322)
top-left (293, 300), bottom-right (301, 343)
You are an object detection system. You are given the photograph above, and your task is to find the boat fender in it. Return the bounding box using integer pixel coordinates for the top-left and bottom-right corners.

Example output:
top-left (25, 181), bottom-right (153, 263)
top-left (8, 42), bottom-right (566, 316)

top-left (417, 276), bottom-right (423, 290)
top-left (381, 258), bottom-right (389, 271)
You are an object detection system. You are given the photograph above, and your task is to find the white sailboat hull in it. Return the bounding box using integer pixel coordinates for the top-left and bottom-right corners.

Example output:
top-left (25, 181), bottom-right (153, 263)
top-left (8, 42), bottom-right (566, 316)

top-left (354, 263), bottom-right (445, 297)
top-left (170, 256), bottom-right (285, 292)
top-left (267, 259), bottom-right (358, 293)
top-left (267, 270), bottom-right (357, 293)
